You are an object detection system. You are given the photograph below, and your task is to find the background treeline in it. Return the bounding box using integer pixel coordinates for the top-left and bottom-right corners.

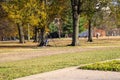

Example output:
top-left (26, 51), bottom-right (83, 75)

top-left (0, 0), bottom-right (120, 46)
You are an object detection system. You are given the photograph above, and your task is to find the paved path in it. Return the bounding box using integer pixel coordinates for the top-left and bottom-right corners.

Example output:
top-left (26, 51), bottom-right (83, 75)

top-left (15, 67), bottom-right (120, 80)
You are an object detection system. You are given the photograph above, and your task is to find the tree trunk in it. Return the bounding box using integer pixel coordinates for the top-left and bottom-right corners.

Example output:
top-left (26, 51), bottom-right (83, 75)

top-left (33, 26), bottom-right (39, 42)
top-left (71, 0), bottom-right (80, 46)
top-left (38, 27), bottom-right (46, 46)
top-left (1, 36), bottom-right (4, 41)
top-left (87, 19), bottom-right (93, 42)
top-left (58, 28), bottom-right (61, 38)
top-left (27, 23), bottom-right (30, 41)
top-left (17, 23), bottom-right (25, 43)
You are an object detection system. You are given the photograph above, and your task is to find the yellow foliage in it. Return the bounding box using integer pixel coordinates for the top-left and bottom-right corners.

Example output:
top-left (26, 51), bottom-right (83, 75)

top-left (9, 14), bottom-right (15, 19)
top-left (2, 0), bottom-right (48, 30)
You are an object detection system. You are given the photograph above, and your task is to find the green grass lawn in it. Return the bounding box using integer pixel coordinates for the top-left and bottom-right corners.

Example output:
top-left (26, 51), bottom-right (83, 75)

top-left (0, 47), bottom-right (120, 80)
top-left (79, 60), bottom-right (120, 72)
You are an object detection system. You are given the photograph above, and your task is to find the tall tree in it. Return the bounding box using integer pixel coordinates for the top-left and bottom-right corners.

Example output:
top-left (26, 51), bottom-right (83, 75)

top-left (2, 0), bottom-right (48, 45)
top-left (80, 0), bottom-right (111, 42)
top-left (2, 0), bottom-right (28, 43)
top-left (71, 0), bottom-right (81, 46)
top-left (84, 0), bottom-right (98, 42)
top-left (47, 0), bottom-right (71, 38)
top-left (0, 1), bottom-right (17, 41)
top-left (25, 0), bottom-right (47, 46)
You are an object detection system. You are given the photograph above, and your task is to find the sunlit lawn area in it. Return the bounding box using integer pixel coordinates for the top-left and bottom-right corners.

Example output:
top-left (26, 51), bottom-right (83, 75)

top-left (48, 37), bottom-right (120, 47)
top-left (0, 47), bottom-right (120, 80)
top-left (0, 36), bottom-right (120, 48)
top-left (0, 37), bottom-right (120, 80)
top-left (79, 60), bottom-right (120, 72)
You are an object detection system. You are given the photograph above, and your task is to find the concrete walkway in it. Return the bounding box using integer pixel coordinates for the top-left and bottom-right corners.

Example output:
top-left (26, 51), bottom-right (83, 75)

top-left (14, 67), bottom-right (120, 80)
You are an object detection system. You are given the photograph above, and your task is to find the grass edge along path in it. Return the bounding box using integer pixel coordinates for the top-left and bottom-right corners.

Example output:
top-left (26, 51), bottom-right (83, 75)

top-left (79, 60), bottom-right (120, 72)
top-left (0, 47), bottom-right (120, 80)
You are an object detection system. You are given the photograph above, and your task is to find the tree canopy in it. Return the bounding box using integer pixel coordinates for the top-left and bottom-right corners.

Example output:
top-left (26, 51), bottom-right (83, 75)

top-left (0, 0), bottom-right (119, 46)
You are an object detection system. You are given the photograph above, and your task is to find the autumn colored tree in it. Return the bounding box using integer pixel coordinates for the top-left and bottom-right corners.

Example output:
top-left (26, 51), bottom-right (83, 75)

top-left (2, 0), bottom-right (28, 43)
top-left (24, 0), bottom-right (47, 46)
top-left (0, 18), bottom-right (17, 40)
top-left (2, 0), bottom-right (47, 45)
top-left (0, 3), bottom-right (7, 18)
top-left (0, 1), bottom-right (17, 41)
top-left (31, 0), bottom-right (47, 46)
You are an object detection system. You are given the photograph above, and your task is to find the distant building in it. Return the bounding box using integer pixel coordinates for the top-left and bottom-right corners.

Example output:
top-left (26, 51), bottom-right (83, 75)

top-left (79, 28), bottom-right (106, 38)
top-left (79, 30), bottom-right (89, 38)
top-left (107, 28), bottom-right (120, 36)
top-left (93, 28), bottom-right (106, 37)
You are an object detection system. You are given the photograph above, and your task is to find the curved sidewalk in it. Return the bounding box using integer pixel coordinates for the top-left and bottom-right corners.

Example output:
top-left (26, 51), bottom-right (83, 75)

top-left (14, 67), bottom-right (120, 80)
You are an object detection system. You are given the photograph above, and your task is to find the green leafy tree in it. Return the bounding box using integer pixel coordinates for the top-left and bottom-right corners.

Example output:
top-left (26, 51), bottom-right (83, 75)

top-left (79, 16), bottom-right (87, 33)
top-left (47, 0), bottom-right (71, 38)
top-left (63, 16), bottom-right (87, 37)
top-left (79, 0), bottom-right (98, 42)
top-left (49, 22), bottom-right (58, 33)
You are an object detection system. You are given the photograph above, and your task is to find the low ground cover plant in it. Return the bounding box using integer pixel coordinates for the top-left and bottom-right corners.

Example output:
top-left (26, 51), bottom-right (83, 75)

top-left (79, 60), bottom-right (120, 72)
